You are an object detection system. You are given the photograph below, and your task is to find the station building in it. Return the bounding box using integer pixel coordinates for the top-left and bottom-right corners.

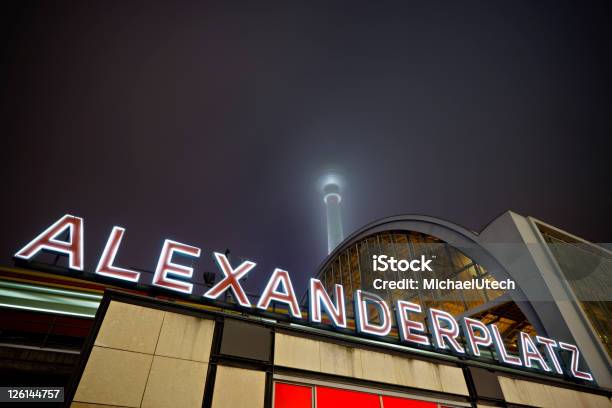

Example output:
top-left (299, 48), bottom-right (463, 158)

top-left (0, 211), bottom-right (610, 407)
top-left (313, 212), bottom-right (611, 389)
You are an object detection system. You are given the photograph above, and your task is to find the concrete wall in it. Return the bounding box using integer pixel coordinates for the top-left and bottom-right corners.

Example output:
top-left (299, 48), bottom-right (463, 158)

top-left (72, 301), bottom-right (213, 408)
top-left (498, 376), bottom-right (611, 407)
top-left (72, 299), bottom-right (611, 408)
top-left (274, 332), bottom-right (469, 396)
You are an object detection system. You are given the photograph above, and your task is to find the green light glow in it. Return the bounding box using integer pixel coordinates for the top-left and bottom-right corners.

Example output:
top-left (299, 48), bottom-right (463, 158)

top-left (0, 280), bottom-right (101, 318)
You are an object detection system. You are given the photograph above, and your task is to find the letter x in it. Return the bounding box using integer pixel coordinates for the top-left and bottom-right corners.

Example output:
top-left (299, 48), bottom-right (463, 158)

top-left (203, 252), bottom-right (256, 307)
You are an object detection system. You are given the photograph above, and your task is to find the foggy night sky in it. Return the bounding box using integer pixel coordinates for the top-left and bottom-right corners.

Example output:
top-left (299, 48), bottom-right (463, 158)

top-left (1, 1), bottom-right (611, 295)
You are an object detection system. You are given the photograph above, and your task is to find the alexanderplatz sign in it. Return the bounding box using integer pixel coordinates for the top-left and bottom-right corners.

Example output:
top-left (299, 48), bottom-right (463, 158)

top-left (13, 214), bottom-right (594, 383)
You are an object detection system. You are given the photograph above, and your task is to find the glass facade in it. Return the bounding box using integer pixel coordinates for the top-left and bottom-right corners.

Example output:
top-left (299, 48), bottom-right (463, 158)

top-left (318, 230), bottom-right (533, 348)
top-left (538, 224), bottom-right (612, 358)
top-left (469, 301), bottom-right (537, 351)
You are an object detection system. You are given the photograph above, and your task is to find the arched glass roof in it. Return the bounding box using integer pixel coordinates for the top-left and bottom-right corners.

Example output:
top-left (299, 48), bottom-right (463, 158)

top-left (317, 229), bottom-right (535, 350)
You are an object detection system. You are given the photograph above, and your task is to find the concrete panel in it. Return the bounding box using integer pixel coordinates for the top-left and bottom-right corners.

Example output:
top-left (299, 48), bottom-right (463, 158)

top-left (575, 391), bottom-right (612, 408)
top-left (95, 301), bottom-right (164, 354)
top-left (392, 355), bottom-right (468, 396)
top-left (358, 349), bottom-right (397, 384)
top-left (549, 386), bottom-right (584, 408)
top-left (499, 376), bottom-right (611, 408)
top-left (73, 346), bottom-right (152, 407)
top-left (155, 312), bottom-right (214, 362)
top-left (438, 364), bottom-right (469, 396)
top-left (393, 356), bottom-right (440, 391)
top-left (498, 376), bottom-right (553, 407)
top-left (319, 341), bottom-right (356, 377)
top-left (274, 333), bottom-right (320, 372)
top-left (275, 333), bottom-right (469, 396)
top-left (141, 356), bottom-right (207, 408)
top-left (212, 365), bottom-right (265, 408)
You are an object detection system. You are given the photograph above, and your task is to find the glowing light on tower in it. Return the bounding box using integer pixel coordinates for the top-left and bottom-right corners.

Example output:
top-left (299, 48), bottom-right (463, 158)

top-left (322, 174), bottom-right (344, 254)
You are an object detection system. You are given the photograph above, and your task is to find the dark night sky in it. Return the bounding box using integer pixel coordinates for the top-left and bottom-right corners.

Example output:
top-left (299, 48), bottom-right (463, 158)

top-left (1, 1), bottom-right (610, 295)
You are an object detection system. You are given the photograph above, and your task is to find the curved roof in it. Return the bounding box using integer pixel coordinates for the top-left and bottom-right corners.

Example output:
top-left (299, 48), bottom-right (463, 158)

top-left (318, 214), bottom-right (510, 283)
top-left (314, 213), bottom-right (546, 334)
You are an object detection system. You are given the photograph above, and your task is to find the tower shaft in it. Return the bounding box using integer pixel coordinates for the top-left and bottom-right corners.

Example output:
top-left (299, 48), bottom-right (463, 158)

top-left (324, 185), bottom-right (344, 254)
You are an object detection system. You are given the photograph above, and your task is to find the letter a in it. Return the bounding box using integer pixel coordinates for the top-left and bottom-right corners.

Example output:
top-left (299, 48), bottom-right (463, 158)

top-left (15, 214), bottom-right (84, 270)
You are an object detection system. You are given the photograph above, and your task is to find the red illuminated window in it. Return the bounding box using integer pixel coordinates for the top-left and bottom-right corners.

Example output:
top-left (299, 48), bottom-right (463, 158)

top-left (382, 395), bottom-right (437, 407)
top-left (316, 386), bottom-right (380, 408)
top-left (273, 381), bottom-right (450, 408)
top-left (274, 382), bottom-right (312, 408)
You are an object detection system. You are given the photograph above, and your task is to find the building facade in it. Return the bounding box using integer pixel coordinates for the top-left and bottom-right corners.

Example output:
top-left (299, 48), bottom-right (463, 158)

top-left (0, 210), bottom-right (610, 407)
top-left (68, 290), bottom-right (610, 408)
top-left (314, 211), bottom-right (611, 389)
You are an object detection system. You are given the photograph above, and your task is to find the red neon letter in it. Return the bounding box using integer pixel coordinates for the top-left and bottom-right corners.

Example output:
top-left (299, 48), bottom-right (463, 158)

top-left (395, 301), bottom-right (429, 346)
top-left (152, 239), bottom-right (200, 294)
top-left (489, 324), bottom-right (522, 366)
top-left (95, 226), bottom-right (140, 282)
top-left (536, 336), bottom-right (563, 375)
top-left (427, 308), bottom-right (464, 354)
top-left (519, 332), bottom-right (550, 372)
top-left (257, 269), bottom-right (301, 318)
top-left (309, 279), bottom-right (347, 328)
top-left (14, 214), bottom-right (84, 270)
top-left (354, 290), bottom-right (392, 337)
top-left (203, 252), bottom-right (255, 307)
top-left (559, 342), bottom-right (593, 381)
top-left (462, 317), bottom-right (492, 357)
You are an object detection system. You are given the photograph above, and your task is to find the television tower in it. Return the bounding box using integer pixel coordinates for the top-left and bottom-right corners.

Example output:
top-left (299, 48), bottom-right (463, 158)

top-left (323, 179), bottom-right (344, 254)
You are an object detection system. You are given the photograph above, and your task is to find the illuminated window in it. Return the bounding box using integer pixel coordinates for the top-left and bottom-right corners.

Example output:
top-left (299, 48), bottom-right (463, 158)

top-left (382, 395), bottom-right (436, 407)
top-left (273, 382), bottom-right (459, 408)
top-left (273, 382), bottom-right (311, 408)
top-left (316, 387), bottom-right (380, 408)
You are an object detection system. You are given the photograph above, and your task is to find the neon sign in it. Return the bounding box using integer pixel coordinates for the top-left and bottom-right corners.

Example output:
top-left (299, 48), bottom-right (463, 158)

top-left (13, 214), bottom-right (593, 382)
